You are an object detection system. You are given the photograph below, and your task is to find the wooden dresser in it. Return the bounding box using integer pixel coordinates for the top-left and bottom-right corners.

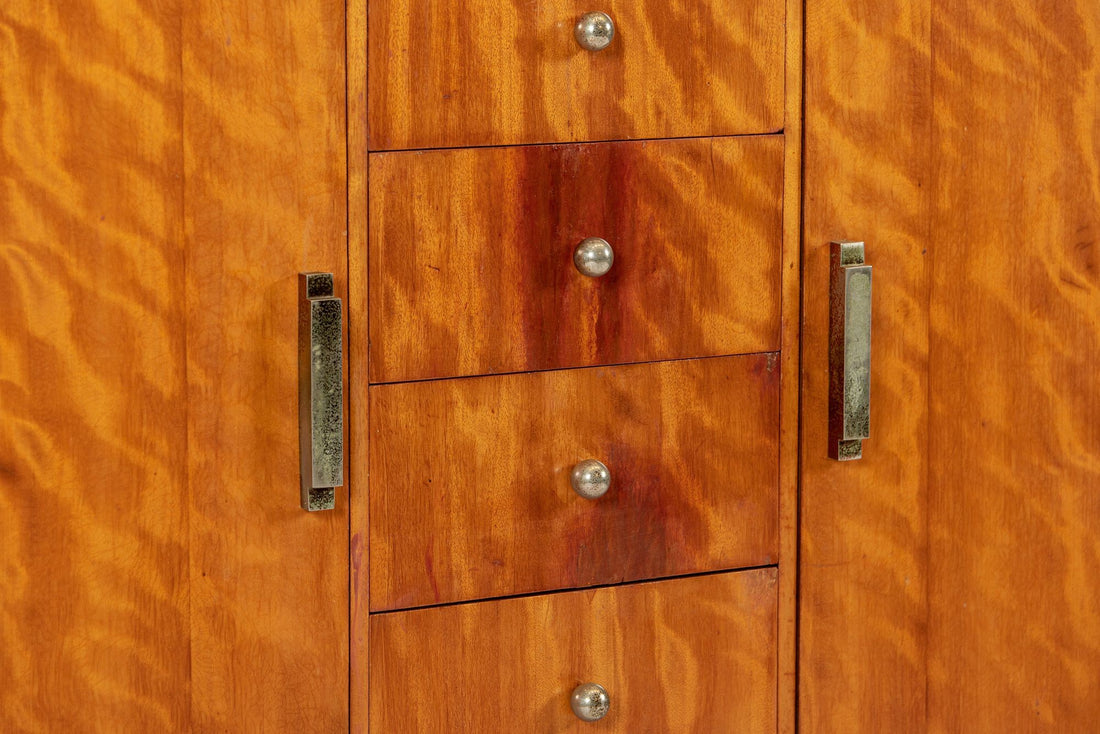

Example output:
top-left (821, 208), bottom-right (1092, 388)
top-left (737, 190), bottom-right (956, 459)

top-left (348, 2), bottom-right (803, 731)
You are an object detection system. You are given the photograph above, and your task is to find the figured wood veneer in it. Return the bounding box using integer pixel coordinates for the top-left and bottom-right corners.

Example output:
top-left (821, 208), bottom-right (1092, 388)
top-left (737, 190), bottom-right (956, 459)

top-left (0, 0), bottom-right (351, 729)
top-left (369, 135), bottom-right (783, 383)
top-left (0, 4), bottom-right (190, 729)
top-left (801, 1), bottom-right (1100, 731)
top-left (799, 2), bottom-right (933, 730)
top-left (927, 1), bottom-right (1100, 728)
top-left (370, 569), bottom-right (778, 732)
top-left (367, 0), bottom-right (784, 150)
top-left (369, 354), bottom-right (779, 611)
top-left (182, 0), bottom-right (350, 728)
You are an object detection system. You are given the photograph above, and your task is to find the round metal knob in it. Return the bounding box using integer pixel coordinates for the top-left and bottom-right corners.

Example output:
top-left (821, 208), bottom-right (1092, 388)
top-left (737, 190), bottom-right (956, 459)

top-left (571, 459), bottom-right (611, 499)
top-left (571, 682), bottom-right (611, 721)
top-left (573, 237), bottom-right (614, 277)
top-left (574, 12), bottom-right (615, 52)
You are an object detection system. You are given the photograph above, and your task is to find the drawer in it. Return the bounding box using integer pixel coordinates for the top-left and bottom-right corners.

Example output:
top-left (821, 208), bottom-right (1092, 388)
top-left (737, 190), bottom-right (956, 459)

top-left (369, 354), bottom-right (778, 611)
top-left (367, 0), bottom-right (785, 150)
top-left (369, 135), bottom-right (783, 384)
top-left (370, 568), bottom-right (778, 732)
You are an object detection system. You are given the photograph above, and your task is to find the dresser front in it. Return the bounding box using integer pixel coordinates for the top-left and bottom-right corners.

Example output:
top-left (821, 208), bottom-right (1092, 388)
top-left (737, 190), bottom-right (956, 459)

top-left (349, 3), bottom-right (802, 731)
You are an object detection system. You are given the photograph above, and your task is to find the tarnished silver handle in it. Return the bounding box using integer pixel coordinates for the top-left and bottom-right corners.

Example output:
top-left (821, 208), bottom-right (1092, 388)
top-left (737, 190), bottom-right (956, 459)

top-left (828, 241), bottom-right (872, 461)
top-left (571, 682), bottom-right (610, 721)
top-left (298, 272), bottom-right (343, 510)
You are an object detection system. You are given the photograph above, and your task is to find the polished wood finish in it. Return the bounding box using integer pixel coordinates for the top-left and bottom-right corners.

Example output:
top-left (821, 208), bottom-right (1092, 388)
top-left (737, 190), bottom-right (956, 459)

top-left (367, 0), bottom-right (784, 150)
top-left (803, 1), bottom-right (1100, 731)
top-left (800, 1), bottom-right (932, 731)
top-left (927, 1), bottom-right (1100, 728)
top-left (370, 569), bottom-right (778, 732)
top-left (369, 136), bottom-right (783, 383)
top-left (369, 355), bottom-right (779, 611)
top-left (182, 0), bottom-right (349, 728)
top-left (2, 1), bottom-right (350, 728)
top-left (777, 0), bottom-right (803, 730)
top-left (0, 3), bottom-right (190, 729)
top-left (348, 2), bottom-right (371, 732)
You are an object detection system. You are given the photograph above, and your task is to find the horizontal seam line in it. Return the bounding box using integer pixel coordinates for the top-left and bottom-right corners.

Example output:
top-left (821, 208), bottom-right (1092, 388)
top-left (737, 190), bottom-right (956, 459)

top-left (368, 563), bottom-right (780, 616)
top-left (369, 350), bottom-right (782, 387)
top-left (368, 130), bottom-right (786, 155)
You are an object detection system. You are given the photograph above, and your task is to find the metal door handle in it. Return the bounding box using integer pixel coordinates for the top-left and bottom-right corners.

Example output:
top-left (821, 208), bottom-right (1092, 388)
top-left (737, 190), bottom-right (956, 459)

top-left (829, 241), bottom-right (871, 461)
top-left (299, 272), bottom-right (343, 510)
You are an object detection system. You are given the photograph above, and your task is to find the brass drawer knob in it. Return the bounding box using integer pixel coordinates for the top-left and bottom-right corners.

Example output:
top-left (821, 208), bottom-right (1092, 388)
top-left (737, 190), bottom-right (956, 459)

top-left (574, 12), bottom-right (615, 52)
top-left (571, 682), bottom-right (611, 721)
top-left (571, 459), bottom-right (611, 499)
top-left (573, 237), bottom-right (614, 277)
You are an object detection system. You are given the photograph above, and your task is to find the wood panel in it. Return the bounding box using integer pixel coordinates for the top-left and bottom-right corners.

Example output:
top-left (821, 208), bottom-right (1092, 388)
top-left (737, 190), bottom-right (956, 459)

top-left (367, 0), bottom-right (784, 150)
top-left (370, 569), bottom-right (778, 732)
top-left (369, 136), bottom-right (783, 383)
top-left (182, 1), bottom-right (349, 729)
top-left (800, 1), bottom-right (932, 731)
top-left (927, 1), bottom-right (1100, 729)
top-left (370, 355), bottom-right (779, 611)
top-left (0, 2), bottom-right (190, 730)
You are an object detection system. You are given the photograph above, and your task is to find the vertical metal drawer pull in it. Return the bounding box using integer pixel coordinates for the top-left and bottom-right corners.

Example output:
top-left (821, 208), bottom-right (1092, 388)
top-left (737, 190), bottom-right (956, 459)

top-left (828, 241), bottom-right (872, 461)
top-left (298, 272), bottom-right (344, 510)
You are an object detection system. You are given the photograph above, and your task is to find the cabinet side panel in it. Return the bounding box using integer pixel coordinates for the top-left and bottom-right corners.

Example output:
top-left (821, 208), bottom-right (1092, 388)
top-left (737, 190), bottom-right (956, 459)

top-left (928, 2), bottom-right (1100, 729)
top-left (800, 2), bottom-right (932, 731)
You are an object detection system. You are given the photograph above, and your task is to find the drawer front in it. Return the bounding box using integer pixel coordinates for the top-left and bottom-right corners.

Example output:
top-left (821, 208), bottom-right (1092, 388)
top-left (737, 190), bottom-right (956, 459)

top-left (369, 135), bottom-right (783, 384)
top-left (367, 0), bottom-right (784, 150)
top-left (370, 569), bottom-right (778, 732)
top-left (369, 354), bottom-right (778, 611)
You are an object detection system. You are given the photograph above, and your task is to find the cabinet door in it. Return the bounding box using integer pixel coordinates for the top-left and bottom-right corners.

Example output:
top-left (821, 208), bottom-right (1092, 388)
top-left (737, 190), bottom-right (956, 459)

top-left (0, 1), bottom-right (348, 730)
top-left (802, 1), bottom-right (1100, 731)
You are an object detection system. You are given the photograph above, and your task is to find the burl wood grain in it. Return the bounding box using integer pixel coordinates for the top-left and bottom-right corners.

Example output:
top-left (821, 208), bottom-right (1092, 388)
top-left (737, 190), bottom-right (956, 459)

top-left (182, 0), bottom-right (349, 729)
top-left (800, 2), bottom-right (931, 731)
top-left (0, 3), bottom-right (191, 730)
top-left (367, 0), bottom-right (784, 150)
top-left (370, 569), bottom-right (778, 732)
top-left (927, 1), bottom-right (1100, 729)
top-left (370, 355), bottom-right (779, 611)
top-left (369, 136), bottom-right (783, 383)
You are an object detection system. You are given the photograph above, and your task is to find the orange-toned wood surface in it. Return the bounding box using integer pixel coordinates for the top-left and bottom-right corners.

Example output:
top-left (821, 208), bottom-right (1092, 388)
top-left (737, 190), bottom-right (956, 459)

top-left (777, 1), bottom-right (803, 731)
top-left (348, 2), bottom-right (371, 732)
top-left (182, 0), bottom-right (349, 729)
top-left (927, 1), bottom-right (1100, 729)
top-left (800, 1), bottom-right (932, 731)
top-left (367, 0), bottom-right (784, 150)
top-left (370, 569), bottom-right (778, 732)
top-left (0, 2), bottom-right (190, 730)
top-left (804, 2), bottom-right (1100, 731)
top-left (370, 355), bottom-right (779, 611)
top-left (369, 136), bottom-right (783, 383)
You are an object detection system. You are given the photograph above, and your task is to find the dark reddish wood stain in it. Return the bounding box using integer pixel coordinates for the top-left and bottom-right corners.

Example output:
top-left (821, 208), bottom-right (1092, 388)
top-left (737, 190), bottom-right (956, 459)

top-left (368, 355), bottom-right (779, 612)
top-left (368, 136), bottom-right (784, 383)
